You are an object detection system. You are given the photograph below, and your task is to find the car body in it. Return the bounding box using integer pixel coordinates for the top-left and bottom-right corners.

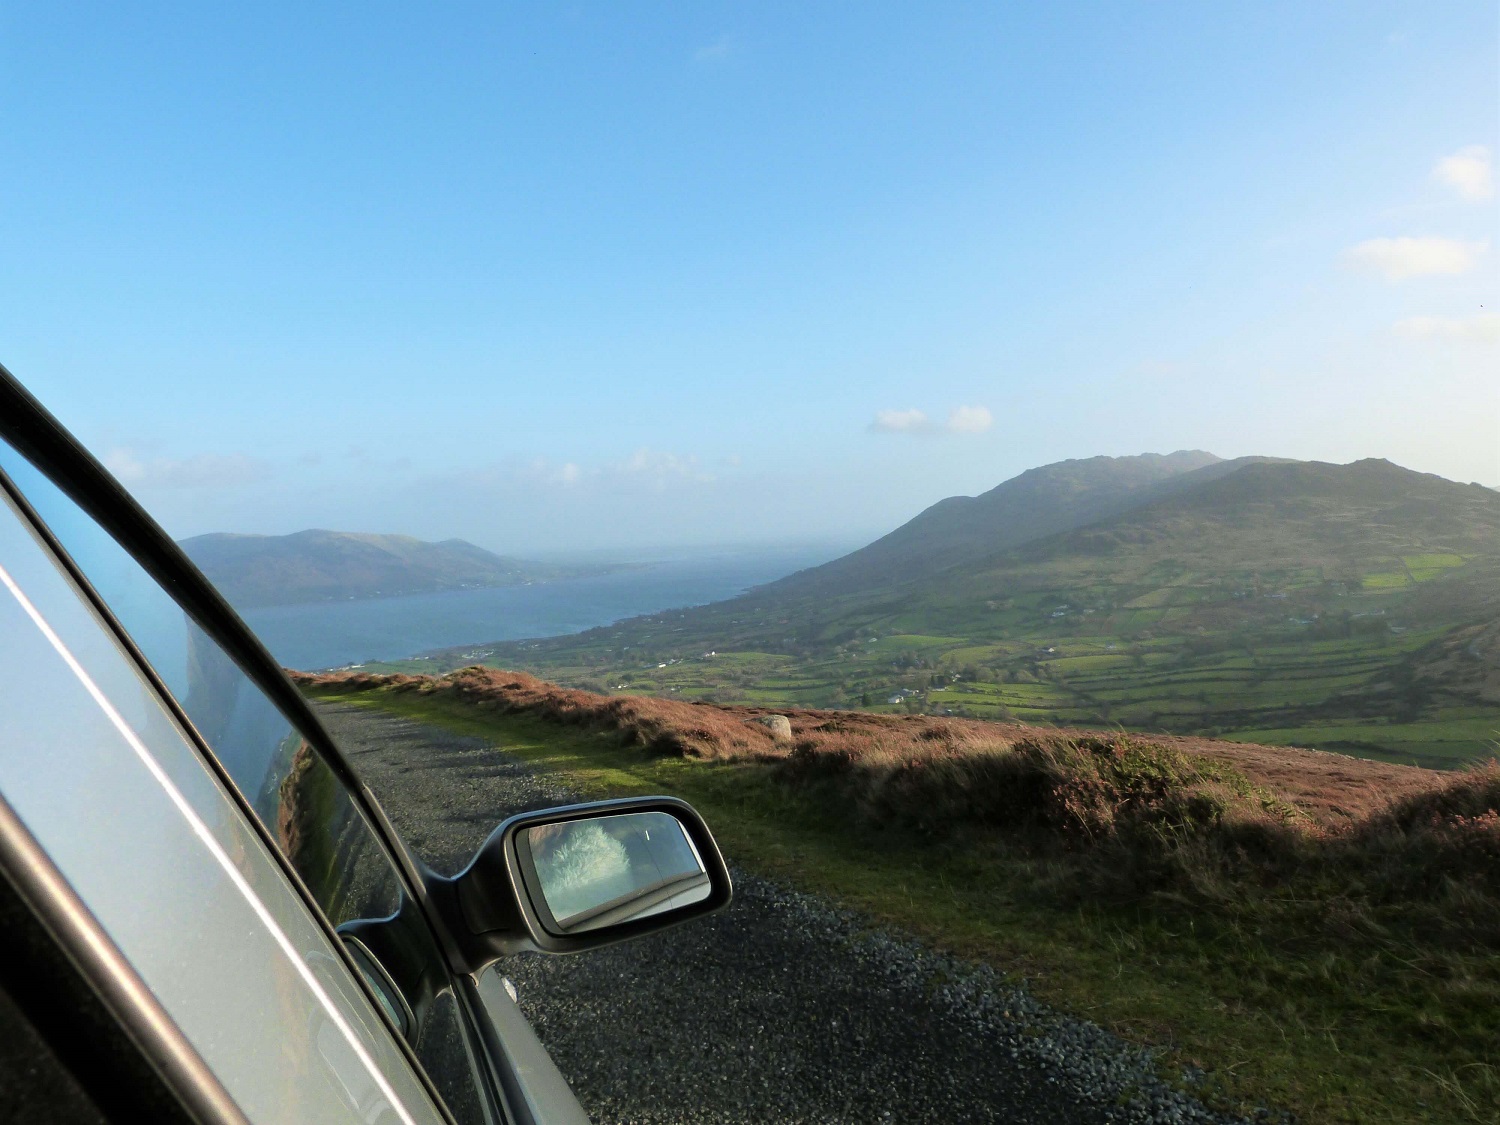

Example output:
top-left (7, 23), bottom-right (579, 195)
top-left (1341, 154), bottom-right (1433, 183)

top-left (0, 363), bottom-right (733, 1124)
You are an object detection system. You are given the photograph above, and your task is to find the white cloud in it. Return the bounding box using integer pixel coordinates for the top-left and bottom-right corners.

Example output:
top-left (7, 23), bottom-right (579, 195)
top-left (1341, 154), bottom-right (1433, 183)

top-left (1433, 145), bottom-right (1493, 202)
top-left (616, 448), bottom-right (710, 479)
top-left (519, 458), bottom-right (588, 487)
top-left (1394, 312), bottom-right (1500, 343)
top-left (459, 449), bottom-right (716, 494)
top-left (1343, 236), bottom-right (1487, 281)
top-left (104, 449), bottom-right (271, 490)
top-left (870, 405), bottom-right (993, 436)
top-left (946, 404), bottom-right (993, 434)
top-left (870, 408), bottom-right (933, 434)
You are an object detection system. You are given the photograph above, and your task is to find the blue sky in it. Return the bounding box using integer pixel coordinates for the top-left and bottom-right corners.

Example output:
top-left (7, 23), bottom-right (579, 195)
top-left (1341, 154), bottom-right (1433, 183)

top-left (2, 2), bottom-right (1496, 554)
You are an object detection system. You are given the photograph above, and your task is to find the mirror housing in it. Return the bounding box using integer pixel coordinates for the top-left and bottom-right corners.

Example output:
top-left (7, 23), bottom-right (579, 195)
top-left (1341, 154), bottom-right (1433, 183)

top-left (431, 796), bottom-right (732, 969)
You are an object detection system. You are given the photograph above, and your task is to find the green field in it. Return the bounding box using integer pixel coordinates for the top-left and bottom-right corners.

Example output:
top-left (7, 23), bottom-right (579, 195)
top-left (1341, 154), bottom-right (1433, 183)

top-left (375, 600), bottom-right (1496, 771)
top-left (1229, 714), bottom-right (1500, 770)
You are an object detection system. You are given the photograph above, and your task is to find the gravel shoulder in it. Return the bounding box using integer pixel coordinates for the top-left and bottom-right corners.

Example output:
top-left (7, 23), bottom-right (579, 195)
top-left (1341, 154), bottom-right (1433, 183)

top-left (315, 701), bottom-right (1259, 1125)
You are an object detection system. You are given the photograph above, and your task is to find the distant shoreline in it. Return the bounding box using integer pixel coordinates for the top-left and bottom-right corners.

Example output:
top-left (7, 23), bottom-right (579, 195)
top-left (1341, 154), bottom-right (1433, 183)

top-left (227, 560), bottom-right (644, 610)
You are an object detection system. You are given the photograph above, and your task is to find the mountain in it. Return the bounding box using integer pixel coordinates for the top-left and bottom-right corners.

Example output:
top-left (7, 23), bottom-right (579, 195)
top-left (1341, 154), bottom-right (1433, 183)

top-left (908, 457), bottom-right (1500, 634)
top-left (180, 530), bottom-right (613, 608)
top-left (762, 450), bottom-right (1249, 595)
top-left (716, 456), bottom-right (1500, 639)
top-left (447, 454), bottom-right (1500, 769)
top-left (987, 457), bottom-right (1499, 583)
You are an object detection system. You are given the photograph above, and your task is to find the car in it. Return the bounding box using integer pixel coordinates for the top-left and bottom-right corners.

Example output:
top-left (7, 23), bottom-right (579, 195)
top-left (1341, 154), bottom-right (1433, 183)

top-left (0, 360), bottom-right (734, 1125)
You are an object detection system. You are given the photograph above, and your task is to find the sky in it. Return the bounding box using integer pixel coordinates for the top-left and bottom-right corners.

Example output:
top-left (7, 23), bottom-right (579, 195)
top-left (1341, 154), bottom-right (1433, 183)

top-left (2, 2), bottom-right (1496, 555)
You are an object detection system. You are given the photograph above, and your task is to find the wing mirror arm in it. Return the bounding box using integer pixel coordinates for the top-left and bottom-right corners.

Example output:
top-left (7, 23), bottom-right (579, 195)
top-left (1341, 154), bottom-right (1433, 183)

top-left (425, 796), bottom-right (732, 976)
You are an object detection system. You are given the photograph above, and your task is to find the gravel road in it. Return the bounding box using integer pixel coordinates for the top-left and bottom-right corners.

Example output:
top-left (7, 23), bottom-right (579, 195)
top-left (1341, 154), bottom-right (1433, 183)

top-left (316, 702), bottom-right (1270, 1125)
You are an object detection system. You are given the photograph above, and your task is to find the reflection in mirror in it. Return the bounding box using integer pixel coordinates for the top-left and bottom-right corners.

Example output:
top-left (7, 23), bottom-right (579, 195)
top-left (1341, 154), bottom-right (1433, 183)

top-left (521, 811), bottom-right (711, 934)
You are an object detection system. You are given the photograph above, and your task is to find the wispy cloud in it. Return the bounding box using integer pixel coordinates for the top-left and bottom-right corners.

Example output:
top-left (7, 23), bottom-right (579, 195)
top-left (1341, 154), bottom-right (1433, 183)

top-left (517, 458), bottom-right (584, 487)
top-left (870, 408), bottom-right (933, 434)
top-left (1433, 145), bottom-right (1493, 202)
top-left (510, 449), bottom-right (714, 489)
top-left (613, 447), bottom-right (714, 483)
top-left (869, 405), bottom-right (993, 436)
top-left (1394, 312), bottom-right (1500, 343)
top-left (693, 35), bottom-right (732, 63)
top-left (1343, 236), bottom-right (1487, 281)
top-left (105, 448), bottom-right (271, 490)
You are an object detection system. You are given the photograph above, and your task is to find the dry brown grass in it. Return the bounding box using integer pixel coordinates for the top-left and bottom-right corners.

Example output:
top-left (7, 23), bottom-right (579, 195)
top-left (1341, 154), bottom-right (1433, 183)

top-left (299, 666), bottom-right (1499, 944)
top-left (298, 665), bottom-right (1438, 822)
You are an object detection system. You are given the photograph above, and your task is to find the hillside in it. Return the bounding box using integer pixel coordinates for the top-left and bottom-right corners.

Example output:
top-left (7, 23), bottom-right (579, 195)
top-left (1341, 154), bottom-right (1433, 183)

top-left (414, 455), bottom-right (1500, 767)
top-left (760, 450), bottom-right (1230, 594)
top-left (180, 529), bottom-right (613, 608)
top-left (920, 457), bottom-right (1500, 634)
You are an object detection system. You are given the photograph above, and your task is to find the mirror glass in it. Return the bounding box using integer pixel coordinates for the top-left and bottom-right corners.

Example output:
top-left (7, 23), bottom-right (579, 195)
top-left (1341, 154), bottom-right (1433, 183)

top-left (520, 811), bottom-right (711, 934)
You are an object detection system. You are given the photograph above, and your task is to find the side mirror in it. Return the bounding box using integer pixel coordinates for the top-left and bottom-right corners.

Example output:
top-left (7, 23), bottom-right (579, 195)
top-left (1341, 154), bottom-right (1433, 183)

top-left (520, 809), bottom-right (713, 933)
top-left (435, 796), bottom-right (732, 966)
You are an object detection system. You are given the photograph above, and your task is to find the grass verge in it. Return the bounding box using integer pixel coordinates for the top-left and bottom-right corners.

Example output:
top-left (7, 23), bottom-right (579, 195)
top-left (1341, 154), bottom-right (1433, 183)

top-left (307, 676), bottom-right (1499, 1124)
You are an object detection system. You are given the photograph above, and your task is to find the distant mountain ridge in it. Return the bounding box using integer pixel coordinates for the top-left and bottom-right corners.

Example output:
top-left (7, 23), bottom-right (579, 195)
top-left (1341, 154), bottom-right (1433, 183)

top-left (180, 529), bottom-right (614, 609)
top-left (1004, 457), bottom-right (1500, 570)
top-left (763, 450), bottom-right (1271, 596)
top-left (743, 454), bottom-right (1500, 624)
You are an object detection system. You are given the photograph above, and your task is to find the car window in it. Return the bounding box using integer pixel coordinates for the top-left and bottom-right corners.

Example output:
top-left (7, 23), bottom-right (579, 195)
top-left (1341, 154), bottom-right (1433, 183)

top-left (0, 480), bottom-right (449, 1125)
top-left (0, 443), bottom-right (491, 1125)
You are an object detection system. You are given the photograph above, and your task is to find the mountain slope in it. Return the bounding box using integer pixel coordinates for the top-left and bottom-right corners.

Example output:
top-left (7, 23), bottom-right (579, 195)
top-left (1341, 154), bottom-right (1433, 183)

top-left (697, 458), bottom-right (1500, 650)
top-left (181, 530), bottom-right (604, 608)
top-left (764, 450), bottom-right (1233, 595)
top-left (961, 457), bottom-right (1500, 593)
top-left (903, 457), bottom-right (1500, 645)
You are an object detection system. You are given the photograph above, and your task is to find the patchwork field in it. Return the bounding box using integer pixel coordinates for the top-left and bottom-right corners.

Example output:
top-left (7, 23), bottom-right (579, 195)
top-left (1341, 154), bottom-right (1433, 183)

top-left (372, 594), bottom-right (1498, 769)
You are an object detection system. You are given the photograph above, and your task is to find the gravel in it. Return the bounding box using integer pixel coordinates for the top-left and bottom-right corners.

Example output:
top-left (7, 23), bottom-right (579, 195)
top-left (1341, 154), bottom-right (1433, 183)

top-left (316, 702), bottom-right (1281, 1125)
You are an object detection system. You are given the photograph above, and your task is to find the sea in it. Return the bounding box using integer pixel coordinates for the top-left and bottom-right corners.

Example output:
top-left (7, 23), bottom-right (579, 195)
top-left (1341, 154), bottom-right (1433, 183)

top-left (241, 544), bottom-right (841, 672)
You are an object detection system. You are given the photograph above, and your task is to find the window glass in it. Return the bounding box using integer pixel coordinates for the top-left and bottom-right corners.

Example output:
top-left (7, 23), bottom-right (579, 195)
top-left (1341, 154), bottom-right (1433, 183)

top-left (0, 445), bottom-right (490, 1125)
top-left (0, 485), bottom-right (446, 1125)
top-left (0, 447), bottom-right (401, 925)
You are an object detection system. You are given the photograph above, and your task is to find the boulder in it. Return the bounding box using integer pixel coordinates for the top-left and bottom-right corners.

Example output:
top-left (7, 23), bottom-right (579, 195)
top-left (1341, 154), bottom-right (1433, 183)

top-left (746, 714), bottom-right (793, 741)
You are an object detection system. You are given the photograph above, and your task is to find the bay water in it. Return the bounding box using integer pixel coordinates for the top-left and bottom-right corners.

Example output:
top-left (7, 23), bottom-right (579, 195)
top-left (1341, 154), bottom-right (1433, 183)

top-left (242, 544), bottom-right (838, 671)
